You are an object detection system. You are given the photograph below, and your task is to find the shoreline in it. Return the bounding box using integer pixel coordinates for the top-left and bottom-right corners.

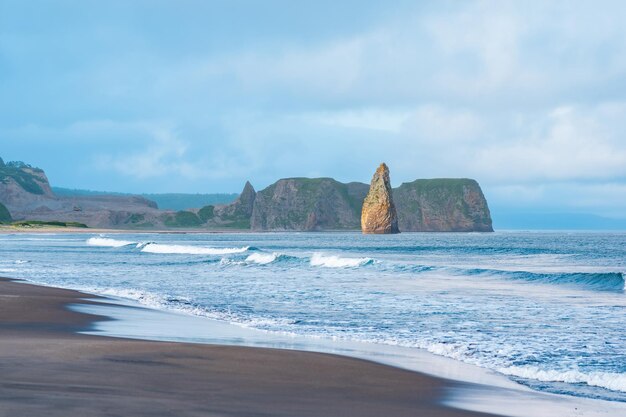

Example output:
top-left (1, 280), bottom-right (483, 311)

top-left (73, 286), bottom-right (626, 417)
top-left (3, 278), bottom-right (624, 416)
top-left (0, 276), bottom-right (498, 417)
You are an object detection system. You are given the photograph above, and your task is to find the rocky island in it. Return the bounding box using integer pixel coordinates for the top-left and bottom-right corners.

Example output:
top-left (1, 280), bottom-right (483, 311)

top-left (361, 163), bottom-right (399, 234)
top-left (0, 157), bottom-right (493, 232)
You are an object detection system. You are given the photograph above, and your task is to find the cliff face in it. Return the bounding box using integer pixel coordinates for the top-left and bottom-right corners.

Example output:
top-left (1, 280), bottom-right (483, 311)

top-left (0, 159), bottom-right (162, 228)
top-left (0, 157), bottom-right (493, 232)
top-left (206, 181), bottom-right (257, 228)
top-left (250, 178), bottom-right (368, 231)
top-left (250, 177), bottom-right (492, 232)
top-left (393, 179), bottom-right (493, 232)
top-left (361, 163), bottom-right (399, 234)
top-left (0, 162), bottom-right (55, 212)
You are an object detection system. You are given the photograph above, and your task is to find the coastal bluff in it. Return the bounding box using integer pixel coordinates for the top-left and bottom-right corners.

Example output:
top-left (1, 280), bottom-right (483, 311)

top-left (0, 157), bottom-right (493, 232)
top-left (361, 163), bottom-right (399, 234)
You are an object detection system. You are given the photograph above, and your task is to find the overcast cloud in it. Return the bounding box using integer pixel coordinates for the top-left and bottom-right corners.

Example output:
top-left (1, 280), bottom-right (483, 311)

top-left (1, 0), bottom-right (625, 222)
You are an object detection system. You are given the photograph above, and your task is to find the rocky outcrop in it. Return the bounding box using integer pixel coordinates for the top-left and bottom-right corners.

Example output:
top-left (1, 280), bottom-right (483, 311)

top-left (204, 181), bottom-right (257, 229)
top-left (0, 157), bottom-right (493, 232)
top-left (393, 179), bottom-right (493, 232)
top-left (250, 178), bottom-right (367, 231)
top-left (219, 181), bottom-right (256, 219)
top-left (223, 174), bottom-right (492, 232)
top-left (361, 163), bottom-right (399, 234)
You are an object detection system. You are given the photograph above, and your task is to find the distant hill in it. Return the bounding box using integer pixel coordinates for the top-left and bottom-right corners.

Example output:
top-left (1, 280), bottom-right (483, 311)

top-left (1, 160), bottom-right (166, 228)
top-left (52, 187), bottom-right (238, 210)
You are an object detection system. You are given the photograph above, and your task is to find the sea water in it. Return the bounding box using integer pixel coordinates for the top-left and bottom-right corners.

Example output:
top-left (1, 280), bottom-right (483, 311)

top-left (0, 231), bottom-right (624, 402)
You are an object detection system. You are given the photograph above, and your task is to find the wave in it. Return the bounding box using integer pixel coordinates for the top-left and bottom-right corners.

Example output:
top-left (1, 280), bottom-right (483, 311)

top-left (310, 253), bottom-right (374, 268)
top-left (499, 365), bottom-right (626, 394)
top-left (86, 237), bottom-right (136, 247)
top-left (92, 286), bottom-right (296, 329)
top-left (245, 252), bottom-right (279, 265)
top-left (465, 268), bottom-right (625, 292)
top-left (141, 243), bottom-right (249, 255)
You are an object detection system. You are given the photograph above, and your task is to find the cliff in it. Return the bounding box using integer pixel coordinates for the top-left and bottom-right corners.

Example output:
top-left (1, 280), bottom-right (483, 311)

top-left (361, 163), bottom-right (399, 234)
top-left (393, 179), bottom-right (493, 232)
top-left (0, 159), bottom-right (163, 228)
top-left (250, 178), bottom-right (367, 231)
top-left (0, 157), bottom-right (493, 232)
top-left (201, 181), bottom-right (257, 229)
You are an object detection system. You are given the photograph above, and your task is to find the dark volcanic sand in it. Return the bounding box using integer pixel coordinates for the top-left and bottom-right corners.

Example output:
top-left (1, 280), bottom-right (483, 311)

top-left (0, 277), bottom-right (499, 417)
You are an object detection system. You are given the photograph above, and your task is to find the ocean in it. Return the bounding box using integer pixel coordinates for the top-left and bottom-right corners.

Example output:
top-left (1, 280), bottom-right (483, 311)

top-left (1, 231), bottom-right (624, 402)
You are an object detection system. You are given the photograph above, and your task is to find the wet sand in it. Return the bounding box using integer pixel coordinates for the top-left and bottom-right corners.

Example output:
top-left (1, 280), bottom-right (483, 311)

top-left (0, 277), bottom-right (500, 417)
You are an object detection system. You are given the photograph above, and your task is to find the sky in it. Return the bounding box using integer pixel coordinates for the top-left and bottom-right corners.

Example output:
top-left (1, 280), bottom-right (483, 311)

top-left (1, 0), bottom-right (626, 228)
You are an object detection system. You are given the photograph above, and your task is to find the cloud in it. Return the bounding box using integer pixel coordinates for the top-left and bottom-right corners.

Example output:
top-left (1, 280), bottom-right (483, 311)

top-left (3, 1), bottom-right (626, 217)
top-left (151, 0), bottom-right (626, 109)
top-left (302, 105), bottom-right (483, 139)
top-left (469, 103), bottom-right (626, 182)
top-left (94, 126), bottom-right (209, 181)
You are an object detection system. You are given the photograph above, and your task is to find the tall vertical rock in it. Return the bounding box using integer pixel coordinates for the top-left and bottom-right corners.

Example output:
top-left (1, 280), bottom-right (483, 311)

top-left (207, 181), bottom-right (257, 228)
top-left (361, 163), bottom-right (399, 234)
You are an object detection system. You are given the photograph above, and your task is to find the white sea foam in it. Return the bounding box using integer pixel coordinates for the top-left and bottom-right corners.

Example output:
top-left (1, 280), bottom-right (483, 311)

top-left (499, 365), bottom-right (626, 393)
top-left (86, 237), bottom-right (136, 247)
top-left (245, 252), bottom-right (278, 264)
top-left (310, 253), bottom-right (372, 268)
top-left (141, 243), bottom-right (249, 255)
top-left (90, 286), bottom-right (295, 329)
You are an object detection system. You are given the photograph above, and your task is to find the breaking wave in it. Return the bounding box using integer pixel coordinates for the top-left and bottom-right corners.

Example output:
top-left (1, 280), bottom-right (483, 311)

top-left (499, 365), bottom-right (626, 394)
top-left (310, 253), bottom-right (374, 268)
top-left (141, 243), bottom-right (249, 255)
top-left (86, 237), bottom-right (136, 247)
top-left (91, 287), bottom-right (296, 329)
top-left (245, 252), bottom-right (279, 264)
top-left (465, 269), bottom-right (625, 292)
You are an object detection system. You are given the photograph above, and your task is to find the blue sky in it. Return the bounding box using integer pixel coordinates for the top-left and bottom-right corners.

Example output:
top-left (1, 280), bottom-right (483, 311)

top-left (2, 1), bottom-right (626, 226)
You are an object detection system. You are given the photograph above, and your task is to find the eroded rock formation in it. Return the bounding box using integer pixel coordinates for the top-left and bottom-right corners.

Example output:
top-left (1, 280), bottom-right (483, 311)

top-left (361, 163), bottom-right (399, 234)
top-left (1, 156), bottom-right (493, 232)
top-left (250, 178), bottom-right (367, 231)
top-left (393, 179), bottom-right (493, 232)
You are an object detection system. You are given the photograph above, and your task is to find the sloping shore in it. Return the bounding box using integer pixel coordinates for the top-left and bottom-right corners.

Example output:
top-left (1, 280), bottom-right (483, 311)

top-left (0, 277), bottom-right (497, 417)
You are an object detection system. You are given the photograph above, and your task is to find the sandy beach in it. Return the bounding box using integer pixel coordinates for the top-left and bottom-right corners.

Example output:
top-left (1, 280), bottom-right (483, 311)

top-left (0, 277), bottom-right (499, 417)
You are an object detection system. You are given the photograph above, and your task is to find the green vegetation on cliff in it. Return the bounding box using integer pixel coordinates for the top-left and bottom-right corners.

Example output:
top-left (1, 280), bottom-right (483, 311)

top-left (0, 202), bottom-right (12, 223)
top-left (198, 205), bottom-right (215, 222)
top-left (0, 160), bottom-right (46, 195)
top-left (393, 178), bottom-right (493, 232)
top-left (248, 177), bottom-right (492, 232)
top-left (163, 211), bottom-right (203, 228)
top-left (251, 178), bottom-right (368, 231)
top-left (11, 220), bottom-right (88, 228)
top-left (206, 181), bottom-right (256, 229)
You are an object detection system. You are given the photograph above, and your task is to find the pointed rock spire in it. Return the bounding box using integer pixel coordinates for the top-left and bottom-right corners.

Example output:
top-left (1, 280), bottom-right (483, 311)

top-left (361, 163), bottom-right (399, 234)
top-left (236, 180), bottom-right (256, 217)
